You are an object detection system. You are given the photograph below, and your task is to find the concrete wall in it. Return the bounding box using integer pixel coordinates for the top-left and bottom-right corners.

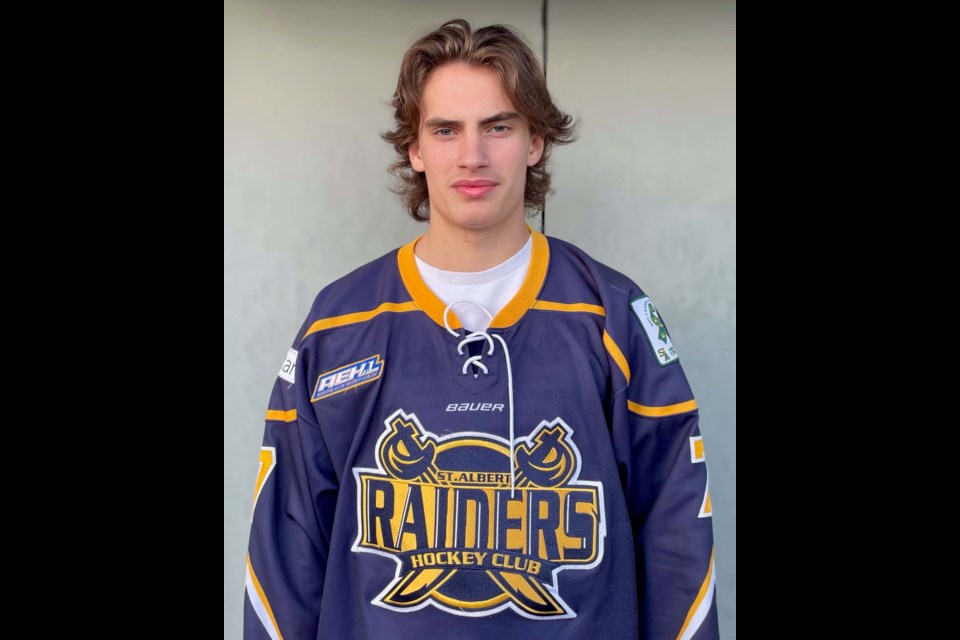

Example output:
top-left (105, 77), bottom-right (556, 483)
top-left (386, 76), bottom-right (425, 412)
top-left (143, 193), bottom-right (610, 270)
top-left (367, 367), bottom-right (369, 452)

top-left (225, 1), bottom-right (735, 636)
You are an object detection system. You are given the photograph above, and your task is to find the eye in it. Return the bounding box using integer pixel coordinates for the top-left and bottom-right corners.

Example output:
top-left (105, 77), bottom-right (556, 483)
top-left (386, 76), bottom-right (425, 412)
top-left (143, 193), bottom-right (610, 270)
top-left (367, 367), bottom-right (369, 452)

top-left (491, 125), bottom-right (510, 133)
top-left (436, 128), bottom-right (454, 136)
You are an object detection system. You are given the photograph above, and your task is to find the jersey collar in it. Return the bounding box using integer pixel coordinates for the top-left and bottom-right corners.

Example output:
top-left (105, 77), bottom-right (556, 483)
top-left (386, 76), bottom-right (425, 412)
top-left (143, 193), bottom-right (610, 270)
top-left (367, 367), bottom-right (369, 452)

top-left (397, 226), bottom-right (550, 330)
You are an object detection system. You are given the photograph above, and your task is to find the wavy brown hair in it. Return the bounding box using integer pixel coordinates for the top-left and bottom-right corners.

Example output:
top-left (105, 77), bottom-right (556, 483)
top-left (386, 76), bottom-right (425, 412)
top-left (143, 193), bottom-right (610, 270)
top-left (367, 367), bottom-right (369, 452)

top-left (382, 19), bottom-right (576, 222)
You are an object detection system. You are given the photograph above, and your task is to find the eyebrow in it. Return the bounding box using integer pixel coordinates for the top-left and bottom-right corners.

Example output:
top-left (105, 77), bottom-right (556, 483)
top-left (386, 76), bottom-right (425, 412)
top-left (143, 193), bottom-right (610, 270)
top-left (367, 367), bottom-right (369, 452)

top-left (423, 111), bottom-right (521, 130)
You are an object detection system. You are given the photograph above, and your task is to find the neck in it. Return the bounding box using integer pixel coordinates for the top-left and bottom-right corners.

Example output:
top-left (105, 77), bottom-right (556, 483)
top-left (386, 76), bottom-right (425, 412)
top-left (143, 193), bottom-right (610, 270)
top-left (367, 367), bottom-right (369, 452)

top-left (415, 216), bottom-right (531, 272)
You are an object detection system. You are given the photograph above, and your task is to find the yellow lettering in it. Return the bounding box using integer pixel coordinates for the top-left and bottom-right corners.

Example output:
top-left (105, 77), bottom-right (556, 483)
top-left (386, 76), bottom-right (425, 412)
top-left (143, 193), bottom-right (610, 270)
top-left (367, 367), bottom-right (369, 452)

top-left (528, 560), bottom-right (541, 575)
top-left (411, 554), bottom-right (423, 568)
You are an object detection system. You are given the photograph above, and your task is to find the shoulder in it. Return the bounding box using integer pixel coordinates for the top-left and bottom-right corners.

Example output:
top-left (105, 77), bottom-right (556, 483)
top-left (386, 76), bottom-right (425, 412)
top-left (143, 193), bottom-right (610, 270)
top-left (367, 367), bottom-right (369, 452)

top-left (545, 235), bottom-right (693, 402)
top-left (296, 245), bottom-right (411, 341)
top-left (542, 235), bottom-right (647, 309)
top-left (315, 248), bottom-right (403, 307)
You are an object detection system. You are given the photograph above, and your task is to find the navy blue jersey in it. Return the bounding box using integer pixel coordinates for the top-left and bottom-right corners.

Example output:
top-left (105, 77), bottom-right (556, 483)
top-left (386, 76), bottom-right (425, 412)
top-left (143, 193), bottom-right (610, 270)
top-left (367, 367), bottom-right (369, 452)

top-left (244, 230), bottom-right (719, 639)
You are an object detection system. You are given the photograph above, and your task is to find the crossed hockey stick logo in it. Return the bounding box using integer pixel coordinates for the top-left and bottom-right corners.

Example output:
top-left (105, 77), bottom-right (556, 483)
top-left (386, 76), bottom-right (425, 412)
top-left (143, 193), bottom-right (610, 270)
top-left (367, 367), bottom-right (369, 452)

top-left (353, 409), bottom-right (606, 619)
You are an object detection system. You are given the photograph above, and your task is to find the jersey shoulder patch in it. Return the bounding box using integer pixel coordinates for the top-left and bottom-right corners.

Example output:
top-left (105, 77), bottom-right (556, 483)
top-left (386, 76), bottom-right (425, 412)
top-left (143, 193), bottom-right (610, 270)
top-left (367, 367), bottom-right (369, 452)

top-left (629, 296), bottom-right (679, 366)
top-left (278, 348), bottom-right (298, 383)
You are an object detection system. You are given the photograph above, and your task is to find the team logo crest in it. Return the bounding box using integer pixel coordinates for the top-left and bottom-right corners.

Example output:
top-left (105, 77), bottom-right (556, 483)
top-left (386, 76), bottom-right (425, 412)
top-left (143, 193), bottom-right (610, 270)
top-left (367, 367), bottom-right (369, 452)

top-left (352, 409), bottom-right (606, 619)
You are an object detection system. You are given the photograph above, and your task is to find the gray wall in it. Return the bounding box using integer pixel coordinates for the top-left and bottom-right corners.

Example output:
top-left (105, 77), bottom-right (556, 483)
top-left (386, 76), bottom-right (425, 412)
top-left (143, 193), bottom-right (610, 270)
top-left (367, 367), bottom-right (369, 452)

top-left (224, 1), bottom-right (736, 638)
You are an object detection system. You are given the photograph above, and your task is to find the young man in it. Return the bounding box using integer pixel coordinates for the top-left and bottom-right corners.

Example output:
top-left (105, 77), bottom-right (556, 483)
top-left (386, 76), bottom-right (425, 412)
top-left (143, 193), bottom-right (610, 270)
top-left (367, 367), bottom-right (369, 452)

top-left (245, 19), bottom-right (718, 640)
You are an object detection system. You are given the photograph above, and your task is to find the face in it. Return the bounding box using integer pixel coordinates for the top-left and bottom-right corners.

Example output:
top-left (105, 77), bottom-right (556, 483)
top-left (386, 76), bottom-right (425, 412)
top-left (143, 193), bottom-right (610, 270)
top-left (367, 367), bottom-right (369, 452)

top-left (408, 63), bottom-right (544, 234)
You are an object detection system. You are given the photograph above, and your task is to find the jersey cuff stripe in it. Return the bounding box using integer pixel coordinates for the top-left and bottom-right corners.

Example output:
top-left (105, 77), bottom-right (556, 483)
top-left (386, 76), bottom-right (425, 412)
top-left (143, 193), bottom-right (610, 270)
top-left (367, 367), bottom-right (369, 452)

top-left (265, 409), bottom-right (297, 422)
top-left (627, 399), bottom-right (698, 418)
top-left (532, 300), bottom-right (606, 316)
top-left (246, 554), bottom-right (285, 640)
top-left (302, 302), bottom-right (419, 340)
top-left (676, 548), bottom-right (716, 640)
top-left (603, 330), bottom-right (631, 383)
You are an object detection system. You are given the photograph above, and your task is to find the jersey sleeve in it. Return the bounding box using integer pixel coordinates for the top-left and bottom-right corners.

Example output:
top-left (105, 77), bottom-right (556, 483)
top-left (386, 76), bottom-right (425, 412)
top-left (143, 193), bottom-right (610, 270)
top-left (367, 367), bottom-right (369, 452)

top-left (244, 334), bottom-right (339, 640)
top-left (607, 296), bottom-right (719, 640)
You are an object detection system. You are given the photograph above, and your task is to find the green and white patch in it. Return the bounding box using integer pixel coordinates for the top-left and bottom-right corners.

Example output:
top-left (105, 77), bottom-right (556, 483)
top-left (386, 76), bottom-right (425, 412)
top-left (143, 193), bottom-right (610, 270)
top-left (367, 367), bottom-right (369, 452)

top-left (630, 297), bottom-right (679, 366)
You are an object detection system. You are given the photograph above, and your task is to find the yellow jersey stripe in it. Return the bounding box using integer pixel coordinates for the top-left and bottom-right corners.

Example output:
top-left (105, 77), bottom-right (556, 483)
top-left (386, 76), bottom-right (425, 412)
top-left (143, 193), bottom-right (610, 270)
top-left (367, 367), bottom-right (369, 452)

top-left (302, 302), bottom-right (419, 340)
top-left (531, 300), bottom-right (606, 316)
top-left (252, 447), bottom-right (277, 513)
top-left (628, 399), bottom-right (699, 418)
top-left (246, 554), bottom-right (285, 640)
top-left (397, 238), bottom-right (463, 330)
top-left (264, 409), bottom-right (297, 422)
top-left (676, 549), bottom-right (715, 640)
top-left (490, 230), bottom-right (550, 327)
top-left (603, 330), bottom-right (630, 384)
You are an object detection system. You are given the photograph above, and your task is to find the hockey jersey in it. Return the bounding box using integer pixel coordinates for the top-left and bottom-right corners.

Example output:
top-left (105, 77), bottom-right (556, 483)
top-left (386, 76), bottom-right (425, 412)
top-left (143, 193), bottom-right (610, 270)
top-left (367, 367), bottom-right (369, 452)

top-left (244, 229), bottom-right (719, 639)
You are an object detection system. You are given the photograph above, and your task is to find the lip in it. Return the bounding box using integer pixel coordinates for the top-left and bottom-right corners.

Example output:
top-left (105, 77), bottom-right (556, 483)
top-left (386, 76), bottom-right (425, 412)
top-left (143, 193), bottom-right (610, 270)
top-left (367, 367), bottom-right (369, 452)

top-left (452, 180), bottom-right (497, 197)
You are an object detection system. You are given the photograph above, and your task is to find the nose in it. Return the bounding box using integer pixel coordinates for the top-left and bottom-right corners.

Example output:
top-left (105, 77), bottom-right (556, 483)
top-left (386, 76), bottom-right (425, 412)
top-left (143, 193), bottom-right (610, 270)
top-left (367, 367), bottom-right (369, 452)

top-left (457, 131), bottom-right (489, 170)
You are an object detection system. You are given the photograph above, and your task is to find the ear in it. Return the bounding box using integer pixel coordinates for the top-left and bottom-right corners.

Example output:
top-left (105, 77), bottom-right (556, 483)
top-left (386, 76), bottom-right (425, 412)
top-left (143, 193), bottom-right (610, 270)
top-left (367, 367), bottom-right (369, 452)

top-left (527, 134), bottom-right (545, 167)
top-left (409, 138), bottom-right (425, 173)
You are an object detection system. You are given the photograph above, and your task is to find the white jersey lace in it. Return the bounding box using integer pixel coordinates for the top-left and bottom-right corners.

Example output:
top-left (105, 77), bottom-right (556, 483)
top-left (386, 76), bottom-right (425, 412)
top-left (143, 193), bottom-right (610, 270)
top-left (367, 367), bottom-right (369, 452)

top-left (442, 299), bottom-right (517, 497)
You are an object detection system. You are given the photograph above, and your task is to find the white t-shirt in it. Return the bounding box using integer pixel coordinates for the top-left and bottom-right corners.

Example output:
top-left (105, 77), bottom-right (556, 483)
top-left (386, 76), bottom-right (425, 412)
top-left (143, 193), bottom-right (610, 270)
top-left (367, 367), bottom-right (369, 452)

top-left (414, 235), bottom-right (532, 332)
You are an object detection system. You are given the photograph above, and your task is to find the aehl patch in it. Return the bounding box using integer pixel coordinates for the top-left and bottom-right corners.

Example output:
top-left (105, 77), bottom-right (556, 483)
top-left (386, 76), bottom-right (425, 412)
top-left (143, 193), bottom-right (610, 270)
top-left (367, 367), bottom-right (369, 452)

top-left (311, 355), bottom-right (384, 401)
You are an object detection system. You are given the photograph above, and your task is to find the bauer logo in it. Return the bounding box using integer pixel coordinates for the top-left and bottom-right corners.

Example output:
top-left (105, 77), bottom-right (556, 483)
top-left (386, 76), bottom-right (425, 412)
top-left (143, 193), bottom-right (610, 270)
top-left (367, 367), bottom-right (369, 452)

top-left (352, 409), bottom-right (606, 619)
top-left (311, 355), bottom-right (384, 402)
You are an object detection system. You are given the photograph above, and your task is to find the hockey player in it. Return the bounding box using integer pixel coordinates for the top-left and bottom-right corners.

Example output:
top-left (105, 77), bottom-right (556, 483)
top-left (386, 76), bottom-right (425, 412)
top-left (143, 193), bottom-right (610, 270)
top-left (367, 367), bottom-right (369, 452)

top-left (244, 19), bottom-right (718, 640)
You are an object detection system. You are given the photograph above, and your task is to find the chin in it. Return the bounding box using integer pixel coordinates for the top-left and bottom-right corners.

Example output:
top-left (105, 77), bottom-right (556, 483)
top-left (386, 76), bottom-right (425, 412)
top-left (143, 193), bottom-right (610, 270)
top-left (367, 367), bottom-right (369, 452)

top-left (453, 206), bottom-right (518, 227)
top-left (454, 216), bottom-right (511, 231)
